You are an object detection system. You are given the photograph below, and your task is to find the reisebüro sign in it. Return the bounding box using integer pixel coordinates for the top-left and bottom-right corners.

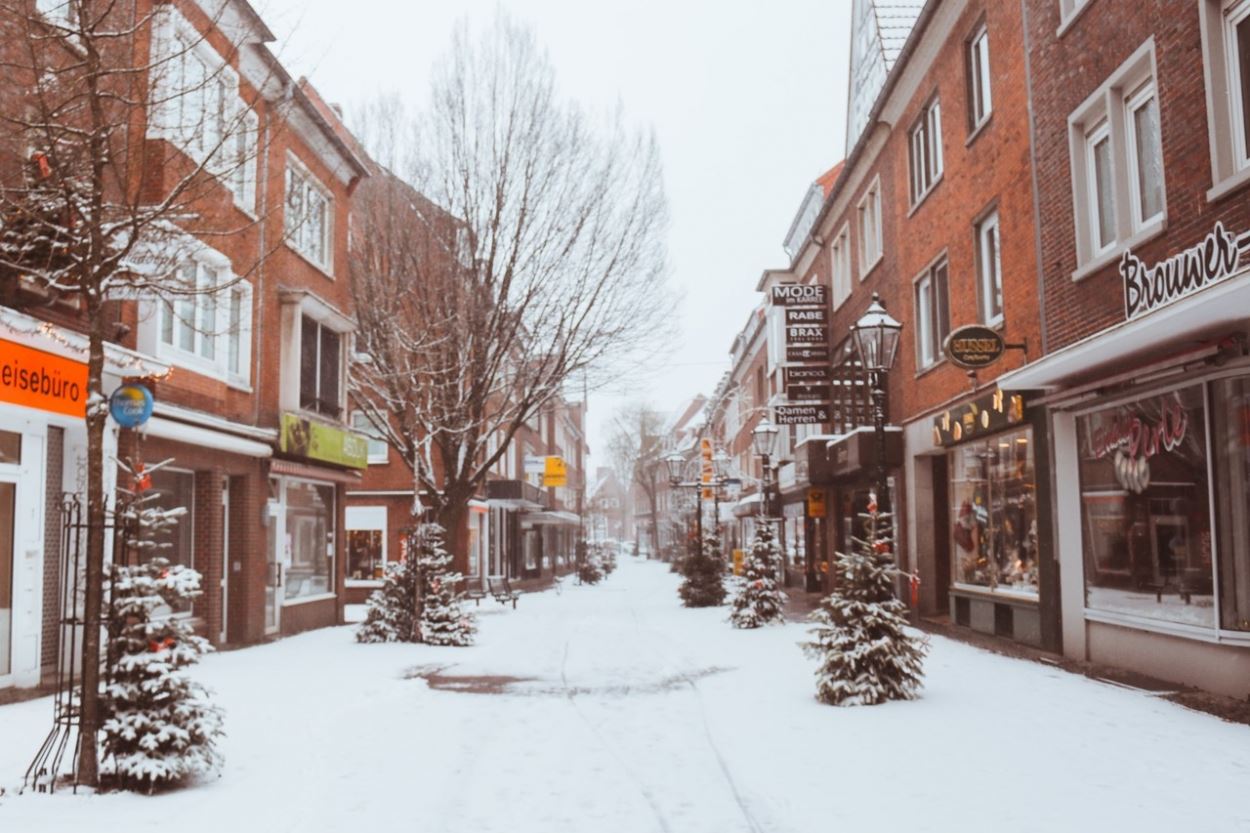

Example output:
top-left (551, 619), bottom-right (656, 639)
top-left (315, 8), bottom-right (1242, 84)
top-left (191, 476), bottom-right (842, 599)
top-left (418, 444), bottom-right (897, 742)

top-left (1121, 221), bottom-right (1250, 322)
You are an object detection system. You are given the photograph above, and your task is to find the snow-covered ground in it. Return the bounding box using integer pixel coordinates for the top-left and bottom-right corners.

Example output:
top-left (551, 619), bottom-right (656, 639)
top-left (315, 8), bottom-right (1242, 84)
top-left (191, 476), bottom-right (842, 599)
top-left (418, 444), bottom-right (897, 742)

top-left (2, 556), bottom-right (1248, 833)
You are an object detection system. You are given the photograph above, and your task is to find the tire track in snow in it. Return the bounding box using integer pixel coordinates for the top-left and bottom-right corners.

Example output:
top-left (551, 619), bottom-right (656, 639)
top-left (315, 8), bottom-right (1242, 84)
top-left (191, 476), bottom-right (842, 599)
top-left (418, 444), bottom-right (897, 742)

top-left (626, 605), bottom-right (768, 833)
top-left (558, 639), bottom-right (674, 833)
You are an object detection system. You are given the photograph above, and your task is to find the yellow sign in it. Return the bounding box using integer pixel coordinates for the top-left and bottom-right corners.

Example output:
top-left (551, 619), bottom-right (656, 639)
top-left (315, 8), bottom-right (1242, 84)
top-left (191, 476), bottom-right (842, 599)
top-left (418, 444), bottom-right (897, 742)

top-left (543, 455), bottom-right (567, 487)
top-left (732, 549), bottom-right (745, 576)
top-left (700, 438), bottom-right (714, 484)
top-left (807, 488), bottom-right (826, 518)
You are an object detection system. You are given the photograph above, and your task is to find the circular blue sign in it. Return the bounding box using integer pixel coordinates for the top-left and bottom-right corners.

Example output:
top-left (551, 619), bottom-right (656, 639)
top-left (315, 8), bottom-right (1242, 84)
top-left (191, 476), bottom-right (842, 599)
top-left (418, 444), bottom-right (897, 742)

top-left (109, 383), bottom-right (154, 428)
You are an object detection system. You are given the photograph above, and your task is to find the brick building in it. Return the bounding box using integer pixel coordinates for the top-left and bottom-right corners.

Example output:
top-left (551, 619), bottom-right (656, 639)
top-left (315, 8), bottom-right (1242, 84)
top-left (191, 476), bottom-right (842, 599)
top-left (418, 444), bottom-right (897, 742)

top-left (998, 0), bottom-right (1250, 697)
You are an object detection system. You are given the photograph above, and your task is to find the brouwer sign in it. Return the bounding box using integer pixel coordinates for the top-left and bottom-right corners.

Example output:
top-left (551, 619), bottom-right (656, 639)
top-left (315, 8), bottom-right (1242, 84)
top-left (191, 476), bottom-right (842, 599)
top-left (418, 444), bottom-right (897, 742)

top-left (1122, 221), bottom-right (1250, 322)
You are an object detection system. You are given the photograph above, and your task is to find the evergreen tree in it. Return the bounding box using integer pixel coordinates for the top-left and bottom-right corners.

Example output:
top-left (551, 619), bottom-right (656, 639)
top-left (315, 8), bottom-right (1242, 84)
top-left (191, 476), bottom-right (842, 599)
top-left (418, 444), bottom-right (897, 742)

top-left (802, 496), bottom-right (927, 706)
top-left (729, 522), bottom-right (788, 628)
top-left (416, 524), bottom-right (477, 646)
top-left (355, 557), bottom-right (419, 644)
top-left (679, 529), bottom-right (726, 607)
top-left (578, 541), bottom-right (605, 585)
top-left (100, 552), bottom-right (224, 793)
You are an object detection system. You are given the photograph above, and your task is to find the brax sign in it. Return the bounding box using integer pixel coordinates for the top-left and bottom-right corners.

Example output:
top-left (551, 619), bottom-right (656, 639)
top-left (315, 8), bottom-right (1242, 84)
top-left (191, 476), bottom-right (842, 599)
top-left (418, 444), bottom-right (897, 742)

top-left (1121, 222), bottom-right (1250, 322)
top-left (771, 283), bottom-right (827, 306)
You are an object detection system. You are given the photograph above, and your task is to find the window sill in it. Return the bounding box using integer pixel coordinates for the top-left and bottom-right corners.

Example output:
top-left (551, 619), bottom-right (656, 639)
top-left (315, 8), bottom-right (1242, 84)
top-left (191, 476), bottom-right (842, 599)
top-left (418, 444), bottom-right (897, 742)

top-left (965, 113), bottom-right (993, 147)
top-left (1083, 607), bottom-right (1250, 645)
top-left (282, 592), bottom-right (337, 607)
top-left (907, 174), bottom-right (944, 218)
top-left (346, 579), bottom-right (384, 588)
top-left (951, 584), bottom-right (1040, 604)
top-left (283, 239), bottom-right (335, 281)
top-left (1070, 217), bottom-right (1167, 283)
top-left (1056, 1), bottom-right (1095, 38)
top-left (859, 254), bottom-right (883, 282)
top-left (1206, 166), bottom-right (1250, 204)
top-left (914, 356), bottom-right (948, 379)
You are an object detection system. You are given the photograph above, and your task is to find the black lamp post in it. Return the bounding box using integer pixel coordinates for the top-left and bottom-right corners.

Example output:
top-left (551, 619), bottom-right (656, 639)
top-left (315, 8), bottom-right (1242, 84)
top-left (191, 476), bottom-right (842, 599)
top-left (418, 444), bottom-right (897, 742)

top-left (751, 417), bottom-right (779, 517)
top-left (664, 451), bottom-right (701, 548)
top-left (850, 292), bottom-right (902, 510)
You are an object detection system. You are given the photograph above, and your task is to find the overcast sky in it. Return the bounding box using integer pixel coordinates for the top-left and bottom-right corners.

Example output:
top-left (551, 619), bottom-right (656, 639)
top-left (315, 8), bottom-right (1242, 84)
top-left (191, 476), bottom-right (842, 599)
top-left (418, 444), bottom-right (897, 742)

top-left (257, 0), bottom-right (852, 468)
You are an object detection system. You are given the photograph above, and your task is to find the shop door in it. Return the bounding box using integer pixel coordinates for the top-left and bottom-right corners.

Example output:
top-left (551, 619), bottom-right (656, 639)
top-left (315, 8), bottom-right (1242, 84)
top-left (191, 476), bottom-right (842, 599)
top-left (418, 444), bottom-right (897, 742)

top-left (264, 497), bottom-right (282, 635)
top-left (220, 481), bottom-right (229, 644)
top-left (932, 455), bottom-right (951, 615)
top-left (0, 429), bottom-right (43, 688)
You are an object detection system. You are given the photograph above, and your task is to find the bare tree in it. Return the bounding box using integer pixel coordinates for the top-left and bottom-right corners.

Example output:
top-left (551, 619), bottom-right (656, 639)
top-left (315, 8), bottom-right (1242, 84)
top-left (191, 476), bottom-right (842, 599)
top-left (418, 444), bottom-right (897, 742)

top-left (0, 0), bottom-right (273, 784)
top-left (607, 402), bottom-right (666, 559)
top-left (349, 14), bottom-right (671, 578)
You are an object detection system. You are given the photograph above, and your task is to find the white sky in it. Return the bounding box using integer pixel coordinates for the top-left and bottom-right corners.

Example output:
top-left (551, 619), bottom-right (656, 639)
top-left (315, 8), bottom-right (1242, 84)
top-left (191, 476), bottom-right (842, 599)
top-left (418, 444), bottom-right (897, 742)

top-left (257, 0), bottom-right (852, 469)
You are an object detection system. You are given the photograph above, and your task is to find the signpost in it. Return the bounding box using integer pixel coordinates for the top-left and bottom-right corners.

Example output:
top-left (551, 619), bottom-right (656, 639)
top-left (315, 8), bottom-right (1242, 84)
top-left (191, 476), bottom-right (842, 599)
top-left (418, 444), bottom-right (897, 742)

top-left (785, 383), bottom-right (831, 402)
top-left (786, 345), bottom-right (830, 363)
top-left (108, 383), bottom-right (154, 428)
top-left (784, 365), bottom-right (831, 385)
top-left (943, 325), bottom-right (1006, 370)
top-left (542, 455), bottom-right (568, 487)
top-left (771, 283), bottom-right (827, 306)
top-left (785, 324), bottom-right (827, 344)
top-left (785, 307), bottom-right (828, 325)
top-left (774, 404), bottom-right (831, 425)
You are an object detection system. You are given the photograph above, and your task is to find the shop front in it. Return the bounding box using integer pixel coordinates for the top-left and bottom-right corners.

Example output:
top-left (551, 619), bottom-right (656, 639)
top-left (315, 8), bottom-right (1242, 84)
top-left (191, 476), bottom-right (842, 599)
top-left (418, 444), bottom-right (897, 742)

top-left (485, 479), bottom-right (546, 581)
top-left (919, 388), bottom-right (1057, 650)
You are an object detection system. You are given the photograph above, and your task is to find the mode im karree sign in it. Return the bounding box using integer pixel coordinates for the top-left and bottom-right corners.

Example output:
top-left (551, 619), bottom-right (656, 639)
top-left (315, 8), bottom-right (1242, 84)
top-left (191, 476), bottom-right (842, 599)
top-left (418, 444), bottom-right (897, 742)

top-left (1122, 221), bottom-right (1250, 322)
top-left (771, 283), bottom-right (827, 307)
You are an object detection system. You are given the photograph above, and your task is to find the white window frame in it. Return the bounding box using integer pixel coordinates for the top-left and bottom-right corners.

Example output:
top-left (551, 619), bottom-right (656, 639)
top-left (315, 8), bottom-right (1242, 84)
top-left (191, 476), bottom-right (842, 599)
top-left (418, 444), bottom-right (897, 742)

top-left (1199, 0), bottom-right (1250, 200)
top-left (1058, 0), bottom-right (1094, 37)
top-left (1067, 39), bottom-right (1165, 279)
top-left (913, 256), bottom-right (950, 371)
top-left (975, 211), bottom-right (1004, 327)
top-left (155, 259), bottom-right (252, 389)
top-left (1084, 119), bottom-right (1116, 258)
top-left (285, 156), bottom-right (333, 273)
top-left (350, 411), bottom-right (390, 465)
top-left (1124, 81), bottom-right (1164, 231)
top-left (857, 177), bottom-right (883, 276)
top-left (345, 505), bottom-right (387, 586)
top-left (299, 315), bottom-right (344, 419)
top-left (831, 223), bottom-right (852, 310)
top-left (909, 97), bottom-right (944, 207)
top-left (968, 23), bottom-right (993, 131)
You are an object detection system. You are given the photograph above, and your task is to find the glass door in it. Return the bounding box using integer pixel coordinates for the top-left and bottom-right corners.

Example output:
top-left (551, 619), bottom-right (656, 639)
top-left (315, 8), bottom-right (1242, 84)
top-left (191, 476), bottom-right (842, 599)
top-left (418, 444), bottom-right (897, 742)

top-left (0, 480), bottom-right (15, 678)
top-left (265, 479), bottom-right (282, 635)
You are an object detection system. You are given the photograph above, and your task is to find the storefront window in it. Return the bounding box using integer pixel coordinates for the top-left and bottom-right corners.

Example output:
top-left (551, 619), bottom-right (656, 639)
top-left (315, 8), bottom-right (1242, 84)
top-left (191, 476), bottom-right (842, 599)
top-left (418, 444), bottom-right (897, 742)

top-left (1211, 377), bottom-right (1250, 631)
top-left (1, 482), bottom-right (15, 676)
top-left (148, 468), bottom-right (195, 614)
top-left (285, 480), bottom-right (334, 600)
top-left (1077, 386), bottom-right (1213, 627)
top-left (347, 530), bottom-right (383, 580)
top-left (949, 426), bottom-right (1039, 594)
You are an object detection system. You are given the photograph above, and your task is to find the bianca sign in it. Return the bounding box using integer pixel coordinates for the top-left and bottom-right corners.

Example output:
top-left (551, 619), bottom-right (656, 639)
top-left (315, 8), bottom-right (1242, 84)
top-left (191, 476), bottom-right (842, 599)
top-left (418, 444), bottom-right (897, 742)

top-left (1121, 222), bottom-right (1250, 322)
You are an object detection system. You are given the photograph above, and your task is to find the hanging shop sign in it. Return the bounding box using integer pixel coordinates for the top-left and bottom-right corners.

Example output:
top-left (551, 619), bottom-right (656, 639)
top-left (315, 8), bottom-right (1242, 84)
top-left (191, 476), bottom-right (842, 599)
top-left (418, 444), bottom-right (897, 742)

top-left (932, 388), bottom-right (1025, 447)
top-left (943, 325), bottom-right (1006, 370)
top-left (1122, 221), bottom-right (1250, 322)
top-left (774, 403), bottom-right (831, 426)
top-left (785, 324), bottom-right (827, 345)
top-left (771, 283), bottom-right (827, 307)
top-left (807, 488), bottom-right (826, 518)
top-left (786, 345), bottom-right (831, 363)
top-left (108, 383), bottom-right (154, 428)
top-left (785, 307), bottom-right (828, 326)
top-left (280, 412), bottom-right (369, 469)
top-left (523, 454), bottom-right (546, 474)
top-left (786, 383), bottom-right (831, 402)
top-left (543, 455), bottom-right (568, 487)
top-left (0, 338), bottom-right (88, 418)
top-left (784, 365), bottom-right (831, 385)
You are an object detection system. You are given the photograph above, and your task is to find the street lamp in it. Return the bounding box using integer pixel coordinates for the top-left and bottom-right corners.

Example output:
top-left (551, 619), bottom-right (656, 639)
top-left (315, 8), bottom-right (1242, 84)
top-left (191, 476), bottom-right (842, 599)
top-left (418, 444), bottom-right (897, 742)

top-left (752, 417), bottom-right (779, 516)
top-left (850, 292), bottom-right (902, 510)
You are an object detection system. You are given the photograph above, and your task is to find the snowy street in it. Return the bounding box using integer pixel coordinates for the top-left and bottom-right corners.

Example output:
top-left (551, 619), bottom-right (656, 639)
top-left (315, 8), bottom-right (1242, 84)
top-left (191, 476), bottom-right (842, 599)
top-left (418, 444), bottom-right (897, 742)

top-left (2, 555), bottom-right (1249, 833)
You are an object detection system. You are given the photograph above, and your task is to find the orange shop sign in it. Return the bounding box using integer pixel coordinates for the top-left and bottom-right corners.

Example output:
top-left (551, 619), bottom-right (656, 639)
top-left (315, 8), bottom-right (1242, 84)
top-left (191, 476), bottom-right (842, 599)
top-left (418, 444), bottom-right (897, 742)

top-left (0, 338), bottom-right (88, 418)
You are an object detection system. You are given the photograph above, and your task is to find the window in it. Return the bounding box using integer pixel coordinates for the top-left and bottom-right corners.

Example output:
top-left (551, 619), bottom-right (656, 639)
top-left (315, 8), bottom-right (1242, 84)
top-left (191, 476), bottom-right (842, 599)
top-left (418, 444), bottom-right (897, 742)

top-left (346, 506), bottom-right (387, 582)
top-left (158, 261), bottom-right (251, 385)
top-left (913, 258), bottom-right (950, 370)
top-left (1077, 386), bottom-right (1212, 628)
top-left (976, 211), bottom-right (1003, 325)
top-left (285, 162), bottom-right (332, 270)
top-left (1212, 375), bottom-right (1250, 631)
top-left (229, 108), bottom-right (259, 213)
top-left (909, 98), bottom-right (943, 205)
top-left (949, 427), bottom-right (1038, 595)
top-left (1200, 0), bottom-right (1250, 197)
top-left (1068, 41), bottom-right (1165, 273)
top-left (831, 225), bottom-right (852, 310)
top-left (300, 316), bottom-right (342, 418)
top-left (857, 178), bottom-right (882, 275)
top-left (148, 468), bottom-right (195, 613)
top-left (351, 412), bottom-right (389, 465)
top-left (284, 480), bottom-right (335, 600)
top-left (1059, 0), bottom-right (1093, 30)
top-left (967, 24), bottom-right (992, 130)
top-left (36, 0), bottom-right (77, 29)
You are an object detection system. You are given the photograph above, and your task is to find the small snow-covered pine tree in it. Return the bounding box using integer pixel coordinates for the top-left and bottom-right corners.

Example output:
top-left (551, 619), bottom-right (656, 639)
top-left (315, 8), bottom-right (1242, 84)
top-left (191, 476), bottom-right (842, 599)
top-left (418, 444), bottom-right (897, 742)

top-left (578, 541), bottom-right (604, 585)
top-left (100, 552), bottom-right (224, 792)
top-left (355, 557), bottom-right (418, 644)
top-left (729, 522), bottom-right (787, 628)
top-left (679, 530), bottom-right (726, 607)
top-left (802, 495), bottom-right (927, 706)
top-left (417, 524), bottom-right (476, 646)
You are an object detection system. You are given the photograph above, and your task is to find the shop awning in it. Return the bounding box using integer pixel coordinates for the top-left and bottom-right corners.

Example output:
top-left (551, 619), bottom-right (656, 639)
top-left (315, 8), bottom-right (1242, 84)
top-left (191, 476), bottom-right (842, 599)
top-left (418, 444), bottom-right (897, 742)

top-left (142, 416), bottom-right (273, 458)
top-left (521, 510), bottom-right (580, 527)
top-left (733, 492), bottom-right (764, 518)
top-left (270, 458), bottom-right (363, 484)
top-left (998, 267), bottom-right (1250, 392)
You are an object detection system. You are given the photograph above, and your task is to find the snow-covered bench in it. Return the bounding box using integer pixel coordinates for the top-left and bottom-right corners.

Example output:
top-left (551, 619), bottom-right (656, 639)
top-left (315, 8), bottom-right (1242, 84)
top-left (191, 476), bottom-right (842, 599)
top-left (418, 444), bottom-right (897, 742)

top-left (488, 576), bottom-right (519, 609)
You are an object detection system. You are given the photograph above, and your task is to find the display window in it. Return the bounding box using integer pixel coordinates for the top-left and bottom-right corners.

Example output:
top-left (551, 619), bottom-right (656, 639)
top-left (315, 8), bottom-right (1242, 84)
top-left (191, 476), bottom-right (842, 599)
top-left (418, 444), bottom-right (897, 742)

top-left (148, 468), bottom-right (196, 613)
top-left (1210, 377), bottom-right (1250, 632)
top-left (284, 480), bottom-right (335, 600)
top-left (948, 426), bottom-right (1039, 595)
top-left (347, 530), bottom-right (383, 580)
top-left (1077, 385), bottom-right (1213, 627)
